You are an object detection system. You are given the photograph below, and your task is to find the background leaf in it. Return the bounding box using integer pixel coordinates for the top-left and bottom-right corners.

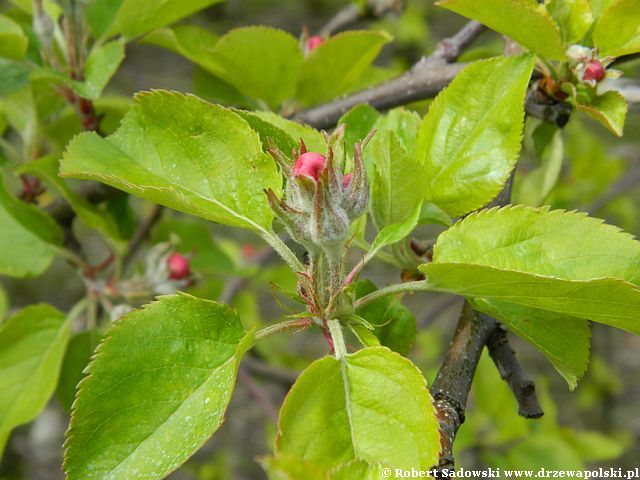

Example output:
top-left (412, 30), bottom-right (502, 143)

top-left (275, 347), bottom-right (440, 472)
top-left (0, 305), bottom-right (70, 438)
top-left (64, 293), bottom-right (253, 480)
top-left (60, 90), bottom-right (281, 232)
top-left (30, 40), bottom-right (125, 100)
top-left (209, 27), bottom-right (303, 109)
top-left (593, 0), bottom-right (640, 57)
top-left (0, 14), bottom-right (28, 60)
top-left (295, 31), bottom-right (391, 106)
top-left (416, 55), bottom-right (534, 217)
top-left (0, 174), bottom-right (62, 277)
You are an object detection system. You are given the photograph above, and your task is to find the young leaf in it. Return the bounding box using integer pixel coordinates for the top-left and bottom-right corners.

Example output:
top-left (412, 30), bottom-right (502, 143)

top-left (356, 280), bottom-right (417, 355)
top-left (0, 305), bottom-right (71, 437)
top-left (417, 55), bottom-right (534, 217)
top-left (0, 174), bottom-right (63, 277)
top-left (546, 0), bottom-right (594, 44)
top-left (64, 293), bottom-right (253, 480)
top-left (0, 15), bottom-right (28, 60)
top-left (421, 206), bottom-right (640, 333)
top-left (593, 0), bottom-right (640, 57)
top-left (275, 347), bottom-right (440, 472)
top-left (295, 31), bottom-right (392, 106)
top-left (370, 130), bottom-right (426, 229)
top-left (437, 0), bottom-right (567, 60)
top-left (575, 90), bottom-right (627, 137)
top-left (20, 155), bottom-right (128, 253)
top-left (210, 27), bottom-right (303, 109)
top-left (367, 204), bottom-right (420, 261)
top-left (471, 299), bottom-right (590, 389)
top-left (60, 90), bottom-right (281, 233)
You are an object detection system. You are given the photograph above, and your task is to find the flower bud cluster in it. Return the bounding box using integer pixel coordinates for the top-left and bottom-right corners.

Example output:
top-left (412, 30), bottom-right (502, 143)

top-left (566, 45), bottom-right (621, 87)
top-left (266, 126), bottom-right (373, 261)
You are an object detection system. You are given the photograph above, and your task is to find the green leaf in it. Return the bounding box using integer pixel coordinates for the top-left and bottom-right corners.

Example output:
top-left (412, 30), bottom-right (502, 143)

top-left (275, 347), bottom-right (440, 471)
top-left (20, 155), bottom-right (127, 252)
top-left (437, 0), bottom-right (567, 60)
top-left (60, 90), bottom-right (281, 233)
top-left (421, 206), bottom-right (640, 333)
top-left (472, 299), bottom-right (590, 389)
top-left (296, 31), bottom-right (391, 106)
top-left (30, 40), bottom-right (125, 99)
top-left (0, 59), bottom-right (29, 95)
top-left (370, 130), bottom-right (426, 229)
top-left (0, 173), bottom-right (63, 277)
top-left (260, 454), bottom-right (326, 480)
top-left (250, 111), bottom-right (326, 153)
top-left (142, 25), bottom-right (219, 68)
top-left (514, 124), bottom-right (564, 206)
top-left (64, 293), bottom-right (253, 480)
top-left (56, 330), bottom-right (103, 412)
top-left (417, 55), bottom-right (534, 217)
top-left (546, 0), bottom-right (594, 43)
top-left (0, 285), bottom-right (7, 322)
top-left (87, 0), bottom-right (224, 40)
top-left (593, 0), bottom-right (640, 57)
top-left (561, 429), bottom-right (627, 461)
top-left (356, 280), bottom-right (417, 355)
top-left (0, 14), bottom-right (28, 60)
top-left (418, 201), bottom-right (452, 227)
top-left (210, 27), bottom-right (303, 109)
top-left (0, 305), bottom-right (71, 435)
top-left (338, 104), bottom-right (380, 155)
top-left (367, 204), bottom-right (420, 260)
top-left (575, 90), bottom-right (627, 137)
top-left (330, 460), bottom-right (386, 479)
top-left (232, 109), bottom-right (299, 154)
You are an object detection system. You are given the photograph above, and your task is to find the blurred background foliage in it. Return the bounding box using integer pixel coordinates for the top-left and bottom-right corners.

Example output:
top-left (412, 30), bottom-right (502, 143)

top-left (0, 0), bottom-right (639, 478)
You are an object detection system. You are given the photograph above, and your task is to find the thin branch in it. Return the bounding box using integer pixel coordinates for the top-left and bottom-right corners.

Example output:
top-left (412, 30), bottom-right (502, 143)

top-left (430, 303), bottom-right (496, 471)
top-left (486, 322), bottom-right (544, 419)
top-left (243, 354), bottom-right (298, 387)
top-left (429, 176), bottom-right (543, 471)
top-left (122, 204), bottom-right (164, 268)
top-left (295, 20), bottom-right (485, 129)
top-left (318, 0), bottom-right (404, 37)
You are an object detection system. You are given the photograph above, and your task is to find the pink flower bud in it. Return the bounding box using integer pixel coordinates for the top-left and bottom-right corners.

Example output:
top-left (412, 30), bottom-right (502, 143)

top-left (294, 152), bottom-right (326, 182)
top-left (342, 173), bottom-right (353, 188)
top-left (167, 253), bottom-right (190, 280)
top-left (583, 60), bottom-right (605, 83)
top-left (241, 243), bottom-right (256, 260)
top-left (306, 36), bottom-right (324, 52)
